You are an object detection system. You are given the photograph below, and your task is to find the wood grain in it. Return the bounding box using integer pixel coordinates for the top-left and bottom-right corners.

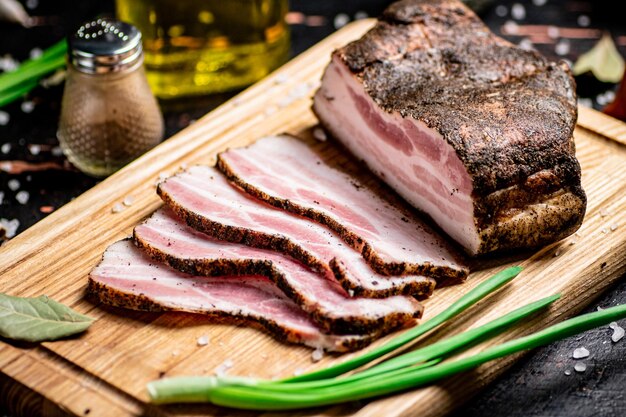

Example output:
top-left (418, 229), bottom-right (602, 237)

top-left (1, 19), bottom-right (626, 417)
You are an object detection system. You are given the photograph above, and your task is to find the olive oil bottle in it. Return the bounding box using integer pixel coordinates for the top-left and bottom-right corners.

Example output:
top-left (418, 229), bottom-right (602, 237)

top-left (116, 0), bottom-right (289, 99)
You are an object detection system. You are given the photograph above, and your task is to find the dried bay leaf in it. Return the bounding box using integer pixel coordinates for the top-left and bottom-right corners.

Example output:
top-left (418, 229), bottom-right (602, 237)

top-left (573, 33), bottom-right (625, 83)
top-left (0, 293), bottom-right (94, 342)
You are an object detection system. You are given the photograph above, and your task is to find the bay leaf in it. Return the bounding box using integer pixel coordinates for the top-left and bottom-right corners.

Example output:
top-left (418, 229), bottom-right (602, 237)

top-left (0, 293), bottom-right (94, 342)
top-left (573, 33), bottom-right (625, 83)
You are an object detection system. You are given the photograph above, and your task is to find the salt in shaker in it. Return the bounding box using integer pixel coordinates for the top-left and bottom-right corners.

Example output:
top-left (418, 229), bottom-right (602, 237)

top-left (58, 19), bottom-right (164, 177)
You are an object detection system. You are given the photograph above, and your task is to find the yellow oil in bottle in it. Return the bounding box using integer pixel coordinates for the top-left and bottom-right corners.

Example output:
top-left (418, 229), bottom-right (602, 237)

top-left (116, 0), bottom-right (289, 99)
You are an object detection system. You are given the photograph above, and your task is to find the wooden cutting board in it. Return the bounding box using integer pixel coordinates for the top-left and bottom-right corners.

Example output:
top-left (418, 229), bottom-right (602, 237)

top-left (2, 19), bottom-right (626, 417)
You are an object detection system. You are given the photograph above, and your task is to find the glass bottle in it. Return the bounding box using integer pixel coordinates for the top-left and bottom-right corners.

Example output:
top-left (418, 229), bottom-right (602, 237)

top-left (58, 19), bottom-right (164, 177)
top-left (116, 0), bottom-right (290, 99)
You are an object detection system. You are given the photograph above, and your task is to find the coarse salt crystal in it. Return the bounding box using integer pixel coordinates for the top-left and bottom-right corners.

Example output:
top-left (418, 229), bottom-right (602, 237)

top-left (312, 127), bottom-right (327, 142)
top-left (311, 348), bottom-right (324, 362)
top-left (574, 362), bottom-right (587, 373)
top-left (0, 218), bottom-right (19, 238)
top-left (532, 0), bottom-right (547, 5)
top-left (21, 101), bottom-right (35, 114)
top-left (123, 195), bottom-right (135, 206)
top-left (29, 48), bottom-right (43, 59)
top-left (599, 208), bottom-right (609, 217)
top-left (511, 3), bottom-right (526, 20)
top-left (354, 11), bottom-right (369, 20)
top-left (572, 347), bottom-right (589, 359)
top-left (26, 0), bottom-right (38, 9)
top-left (289, 83), bottom-right (310, 100)
top-left (518, 38), bottom-right (533, 51)
top-left (554, 249), bottom-right (561, 257)
top-left (273, 73), bottom-right (289, 85)
top-left (555, 40), bottom-right (570, 56)
top-left (1, 143), bottom-right (10, 154)
top-left (495, 5), bottom-right (507, 17)
top-left (277, 96), bottom-right (295, 108)
top-left (0, 111), bottom-right (9, 126)
top-left (172, 350), bottom-right (179, 356)
top-left (597, 306), bottom-right (604, 311)
top-left (577, 14), bottom-right (590, 27)
top-left (0, 192), bottom-right (3, 205)
top-left (7, 179), bottom-right (20, 191)
top-left (503, 20), bottom-right (519, 35)
top-left (261, 353), bottom-right (268, 359)
top-left (601, 228), bottom-right (608, 234)
top-left (214, 359), bottom-right (234, 377)
top-left (51, 146), bottom-right (63, 156)
top-left (348, 289), bottom-right (355, 297)
top-left (611, 323), bottom-right (625, 343)
top-left (610, 224), bottom-right (618, 232)
top-left (293, 367), bottom-right (304, 376)
top-left (547, 26), bottom-right (560, 39)
top-left (564, 369), bottom-right (572, 376)
top-left (333, 13), bottom-right (350, 29)
top-left (578, 97), bottom-right (593, 108)
top-left (29, 144), bottom-right (41, 155)
top-left (197, 335), bottom-right (209, 346)
top-left (569, 239), bottom-right (577, 246)
top-left (111, 203), bottom-right (125, 213)
top-left (15, 190), bottom-right (29, 205)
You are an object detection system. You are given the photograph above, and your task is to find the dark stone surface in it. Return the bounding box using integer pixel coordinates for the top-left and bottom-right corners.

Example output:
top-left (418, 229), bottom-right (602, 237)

top-left (1, 0), bottom-right (625, 416)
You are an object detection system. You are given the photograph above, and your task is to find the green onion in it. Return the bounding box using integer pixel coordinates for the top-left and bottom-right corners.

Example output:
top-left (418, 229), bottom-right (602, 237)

top-left (149, 292), bottom-right (559, 400)
top-left (0, 40), bottom-right (67, 107)
top-left (149, 302), bottom-right (626, 409)
top-left (286, 265), bottom-right (523, 382)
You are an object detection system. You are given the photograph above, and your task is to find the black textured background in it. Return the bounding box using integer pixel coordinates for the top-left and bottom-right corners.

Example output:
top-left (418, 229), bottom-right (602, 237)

top-left (1, 0), bottom-right (626, 416)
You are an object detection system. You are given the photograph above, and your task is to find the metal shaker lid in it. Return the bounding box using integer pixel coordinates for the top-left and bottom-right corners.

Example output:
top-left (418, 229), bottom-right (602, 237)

top-left (69, 19), bottom-right (142, 74)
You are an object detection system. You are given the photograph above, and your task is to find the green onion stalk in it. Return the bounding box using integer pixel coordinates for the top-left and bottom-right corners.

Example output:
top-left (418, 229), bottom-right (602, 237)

top-left (0, 40), bottom-right (67, 107)
top-left (149, 300), bottom-right (626, 409)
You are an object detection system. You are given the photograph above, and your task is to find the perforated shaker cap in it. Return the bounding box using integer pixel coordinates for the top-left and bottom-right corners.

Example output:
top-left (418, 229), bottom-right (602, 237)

top-left (69, 19), bottom-right (143, 74)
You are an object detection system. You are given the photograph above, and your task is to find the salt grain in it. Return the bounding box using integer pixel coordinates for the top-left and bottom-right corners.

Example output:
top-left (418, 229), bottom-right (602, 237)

top-left (601, 228), bottom-right (608, 234)
top-left (610, 223), bottom-right (618, 232)
top-left (1, 143), bottom-right (10, 154)
top-left (25, 0), bottom-right (38, 9)
top-left (0, 218), bottom-right (20, 238)
top-left (564, 369), bottom-right (572, 376)
top-left (503, 20), bottom-right (519, 35)
top-left (578, 97), bottom-right (593, 108)
top-left (197, 335), bottom-right (209, 346)
top-left (277, 96), bottom-right (295, 108)
top-left (532, 0), bottom-right (548, 6)
top-left (348, 289), bottom-right (355, 297)
top-left (599, 208), bottom-right (609, 218)
top-left (15, 191), bottom-right (29, 205)
top-left (21, 101), bottom-right (35, 113)
top-left (274, 73), bottom-right (289, 85)
top-left (111, 203), bottom-right (125, 213)
top-left (0, 192), bottom-right (3, 205)
top-left (354, 11), bottom-right (369, 20)
top-left (518, 38), bottom-right (534, 51)
top-left (312, 127), bottom-right (327, 142)
top-left (29, 48), bottom-right (43, 60)
top-left (611, 323), bottom-right (625, 343)
top-left (123, 195), bottom-right (135, 206)
top-left (572, 347), bottom-right (589, 359)
top-left (289, 83), bottom-right (310, 100)
top-left (29, 144), bottom-right (41, 155)
top-left (264, 106), bottom-right (278, 116)
top-left (547, 26), bottom-right (560, 39)
top-left (577, 15), bottom-right (590, 27)
top-left (574, 362), bottom-right (587, 373)
top-left (171, 350), bottom-right (179, 356)
top-left (0, 111), bottom-right (9, 126)
top-left (511, 3), bottom-right (526, 20)
top-left (597, 306), bottom-right (604, 311)
top-left (311, 348), bottom-right (324, 362)
top-left (7, 179), bottom-right (20, 191)
top-left (554, 249), bottom-right (561, 257)
top-left (51, 146), bottom-right (63, 156)
top-left (0, 55), bottom-right (19, 72)
top-left (495, 5), bottom-right (508, 17)
top-left (293, 367), bottom-right (304, 376)
top-left (333, 13), bottom-right (350, 29)
top-left (214, 359), bottom-right (234, 376)
top-left (555, 39), bottom-right (570, 56)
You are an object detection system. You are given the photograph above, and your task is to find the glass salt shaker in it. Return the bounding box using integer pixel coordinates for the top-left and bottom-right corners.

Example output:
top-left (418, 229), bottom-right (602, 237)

top-left (58, 19), bottom-right (164, 177)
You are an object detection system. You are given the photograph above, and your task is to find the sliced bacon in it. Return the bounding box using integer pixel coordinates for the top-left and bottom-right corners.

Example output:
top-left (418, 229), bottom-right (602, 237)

top-left (157, 166), bottom-right (436, 298)
top-left (88, 240), bottom-right (376, 352)
top-left (217, 135), bottom-right (469, 281)
top-left (133, 208), bottom-right (422, 334)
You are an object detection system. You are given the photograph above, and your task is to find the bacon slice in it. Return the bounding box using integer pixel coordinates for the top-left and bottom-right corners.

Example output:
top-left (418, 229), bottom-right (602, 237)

top-left (218, 135), bottom-right (468, 281)
top-left (133, 208), bottom-right (422, 334)
top-left (88, 240), bottom-right (376, 352)
top-left (157, 166), bottom-right (436, 298)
